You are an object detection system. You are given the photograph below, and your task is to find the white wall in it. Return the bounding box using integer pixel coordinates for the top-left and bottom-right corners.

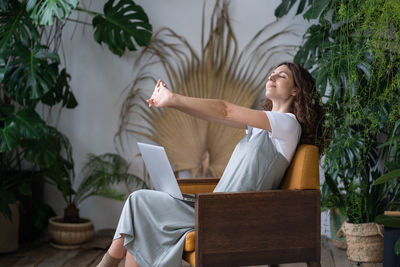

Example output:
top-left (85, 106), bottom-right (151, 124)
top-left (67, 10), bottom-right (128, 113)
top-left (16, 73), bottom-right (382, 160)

top-left (44, 0), bottom-right (329, 234)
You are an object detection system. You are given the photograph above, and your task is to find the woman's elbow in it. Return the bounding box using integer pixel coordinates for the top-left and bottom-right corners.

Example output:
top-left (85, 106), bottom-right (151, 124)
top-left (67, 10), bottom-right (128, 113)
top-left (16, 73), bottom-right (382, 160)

top-left (220, 100), bottom-right (230, 119)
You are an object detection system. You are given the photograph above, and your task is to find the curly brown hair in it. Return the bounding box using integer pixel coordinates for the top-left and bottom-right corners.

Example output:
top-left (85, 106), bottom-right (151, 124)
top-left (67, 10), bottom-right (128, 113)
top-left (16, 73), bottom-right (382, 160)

top-left (263, 62), bottom-right (327, 154)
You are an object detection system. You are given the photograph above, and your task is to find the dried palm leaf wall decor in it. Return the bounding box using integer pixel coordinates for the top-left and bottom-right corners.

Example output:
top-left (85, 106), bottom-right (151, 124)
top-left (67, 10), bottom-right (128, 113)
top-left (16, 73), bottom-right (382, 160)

top-left (115, 1), bottom-right (298, 178)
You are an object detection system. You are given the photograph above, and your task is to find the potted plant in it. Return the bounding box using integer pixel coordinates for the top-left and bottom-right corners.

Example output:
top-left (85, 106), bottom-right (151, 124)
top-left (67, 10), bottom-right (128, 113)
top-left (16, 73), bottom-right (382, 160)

top-left (47, 151), bottom-right (148, 248)
top-left (1, 0), bottom-right (152, 250)
top-left (275, 0), bottom-right (400, 263)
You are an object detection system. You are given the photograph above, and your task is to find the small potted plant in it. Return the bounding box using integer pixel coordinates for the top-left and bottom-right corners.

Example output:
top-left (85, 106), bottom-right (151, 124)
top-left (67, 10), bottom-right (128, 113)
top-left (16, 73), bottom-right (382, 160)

top-left (47, 152), bottom-right (148, 249)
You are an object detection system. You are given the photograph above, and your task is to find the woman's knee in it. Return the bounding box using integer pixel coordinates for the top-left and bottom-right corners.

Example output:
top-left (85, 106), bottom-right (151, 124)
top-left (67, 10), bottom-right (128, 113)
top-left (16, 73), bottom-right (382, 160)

top-left (127, 189), bottom-right (153, 202)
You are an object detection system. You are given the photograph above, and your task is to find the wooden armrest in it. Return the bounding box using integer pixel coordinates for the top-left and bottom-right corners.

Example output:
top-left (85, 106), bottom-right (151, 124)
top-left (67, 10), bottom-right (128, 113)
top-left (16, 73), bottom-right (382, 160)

top-left (195, 189), bottom-right (321, 266)
top-left (177, 178), bottom-right (220, 194)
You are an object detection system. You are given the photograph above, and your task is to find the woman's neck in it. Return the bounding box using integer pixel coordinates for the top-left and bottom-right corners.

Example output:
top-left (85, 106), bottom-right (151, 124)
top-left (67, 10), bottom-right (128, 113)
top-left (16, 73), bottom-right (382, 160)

top-left (271, 100), bottom-right (293, 113)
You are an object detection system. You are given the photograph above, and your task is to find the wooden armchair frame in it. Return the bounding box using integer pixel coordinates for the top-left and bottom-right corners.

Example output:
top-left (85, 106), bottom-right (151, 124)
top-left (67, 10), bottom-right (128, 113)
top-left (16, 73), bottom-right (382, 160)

top-left (177, 144), bottom-right (321, 267)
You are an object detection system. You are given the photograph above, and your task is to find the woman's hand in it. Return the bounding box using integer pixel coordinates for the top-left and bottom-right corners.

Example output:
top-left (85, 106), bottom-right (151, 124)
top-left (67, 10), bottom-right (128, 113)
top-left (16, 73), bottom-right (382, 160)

top-left (147, 80), bottom-right (174, 108)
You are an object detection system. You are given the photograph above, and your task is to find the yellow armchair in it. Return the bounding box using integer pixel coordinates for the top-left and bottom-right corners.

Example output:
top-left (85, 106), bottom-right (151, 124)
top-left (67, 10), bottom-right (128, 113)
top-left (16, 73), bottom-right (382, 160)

top-left (178, 144), bottom-right (321, 267)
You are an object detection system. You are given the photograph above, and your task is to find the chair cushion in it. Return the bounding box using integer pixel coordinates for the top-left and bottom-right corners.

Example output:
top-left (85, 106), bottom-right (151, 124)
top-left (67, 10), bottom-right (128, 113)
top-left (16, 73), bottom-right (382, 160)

top-left (280, 144), bottom-right (319, 190)
top-left (183, 251), bottom-right (195, 265)
top-left (178, 183), bottom-right (217, 194)
top-left (184, 231), bottom-right (195, 251)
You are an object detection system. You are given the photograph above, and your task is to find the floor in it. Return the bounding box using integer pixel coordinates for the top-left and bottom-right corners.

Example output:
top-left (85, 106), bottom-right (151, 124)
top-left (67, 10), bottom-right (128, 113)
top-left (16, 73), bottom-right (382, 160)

top-left (0, 230), bottom-right (383, 267)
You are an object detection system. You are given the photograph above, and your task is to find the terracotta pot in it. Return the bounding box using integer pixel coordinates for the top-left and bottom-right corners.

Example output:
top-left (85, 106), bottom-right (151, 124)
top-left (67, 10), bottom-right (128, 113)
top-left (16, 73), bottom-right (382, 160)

top-left (338, 221), bottom-right (384, 262)
top-left (0, 203), bottom-right (19, 253)
top-left (48, 216), bottom-right (94, 249)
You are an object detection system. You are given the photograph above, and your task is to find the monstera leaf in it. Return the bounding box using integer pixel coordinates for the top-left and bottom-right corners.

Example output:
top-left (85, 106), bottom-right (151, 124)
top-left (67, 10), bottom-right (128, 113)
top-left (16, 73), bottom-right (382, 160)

top-left (41, 67), bottom-right (78, 108)
top-left (23, 126), bottom-right (73, 168)
top-left (0, 107), bottom-right (46, 152)
top-left (2, 44), bottom-right (60, 104)
top-left (274, 0), bottom-right (298, 17)
top-left (275, 0), bottom-right (331, 20)
top-left (27, 0), bottom-right (78, 26)
top-left (92, 0), bottom-right (152, 56)
top-left (0, 0), bottom-right (39, 52)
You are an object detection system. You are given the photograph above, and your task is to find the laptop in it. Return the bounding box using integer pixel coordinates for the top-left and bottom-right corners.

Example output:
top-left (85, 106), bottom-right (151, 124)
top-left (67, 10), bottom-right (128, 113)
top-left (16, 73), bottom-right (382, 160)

top-left (137, 142), bottom-right (195, 206)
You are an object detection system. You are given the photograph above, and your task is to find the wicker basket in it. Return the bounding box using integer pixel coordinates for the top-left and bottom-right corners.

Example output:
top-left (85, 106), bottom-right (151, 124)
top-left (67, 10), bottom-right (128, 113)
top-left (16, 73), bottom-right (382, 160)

top-left (48, 216), bottom-right (94, 249)
top-left (338, 221), bottom-right (384, 262)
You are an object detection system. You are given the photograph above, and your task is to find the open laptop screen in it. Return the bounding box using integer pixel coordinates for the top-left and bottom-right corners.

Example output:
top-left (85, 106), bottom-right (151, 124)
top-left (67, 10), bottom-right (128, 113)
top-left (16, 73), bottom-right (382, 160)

top-left (137, 142), bottom-right (183, 199)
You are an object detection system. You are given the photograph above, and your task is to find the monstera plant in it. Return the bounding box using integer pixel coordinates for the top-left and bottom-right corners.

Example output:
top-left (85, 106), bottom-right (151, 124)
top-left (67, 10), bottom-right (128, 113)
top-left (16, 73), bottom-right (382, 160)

top-left (0, 0), bottom-right (152, 243)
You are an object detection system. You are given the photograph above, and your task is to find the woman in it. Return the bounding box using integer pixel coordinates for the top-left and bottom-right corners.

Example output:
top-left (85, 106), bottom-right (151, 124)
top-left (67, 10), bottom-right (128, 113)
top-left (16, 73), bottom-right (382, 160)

top-left (97, 62), bottom-right (325, 267)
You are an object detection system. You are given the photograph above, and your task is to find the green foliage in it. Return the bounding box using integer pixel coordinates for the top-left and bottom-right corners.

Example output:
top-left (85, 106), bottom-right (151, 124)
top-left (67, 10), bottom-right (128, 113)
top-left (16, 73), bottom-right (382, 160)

top-left (0, 189), bottom-right (17, 220)
top-left (59, 153), bottom-right (148, 211)
top-left (374, 170), bottom-right (400, 186)
top-left (275, 0), bottom-right (331, 20)
top-left (92, 0), bottom-right (152, 56)
top-left (24, 126), bottom-right (74, 170)
top-left (0, 1), bottom-right (39, 52)
top-left (0, 0), bottom-right (152, 222)
top-left (376, 214), bottom-right (400, 229)
top-left (27, 0), bottom-right (79, 26)
top-left (0, 107), bottom-right (47, 151)
top-left (275, 0), bottom-right (400, 223)
top-left (41, 68), bottom-right (77, 108)
top-left (373, 122), bottom-right (400, 211)
top-left (3, 44), bottom-right (60, 103)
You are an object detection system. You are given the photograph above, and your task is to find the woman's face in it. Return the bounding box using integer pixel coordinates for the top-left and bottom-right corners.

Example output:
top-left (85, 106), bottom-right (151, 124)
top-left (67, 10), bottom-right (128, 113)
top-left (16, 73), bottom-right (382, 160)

top-left (265, 65), bottom-right (297, 102)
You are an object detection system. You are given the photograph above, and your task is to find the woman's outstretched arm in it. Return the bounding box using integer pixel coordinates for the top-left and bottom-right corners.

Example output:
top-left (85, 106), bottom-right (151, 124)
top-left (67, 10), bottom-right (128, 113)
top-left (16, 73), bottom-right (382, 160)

top-left (147, 80), bottom-right (272, 131)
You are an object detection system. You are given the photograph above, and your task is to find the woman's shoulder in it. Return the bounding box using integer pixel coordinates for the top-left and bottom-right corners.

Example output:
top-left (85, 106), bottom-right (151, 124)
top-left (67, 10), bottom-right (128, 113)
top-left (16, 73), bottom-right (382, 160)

top-left (264, 111), bottom-right (298, 122)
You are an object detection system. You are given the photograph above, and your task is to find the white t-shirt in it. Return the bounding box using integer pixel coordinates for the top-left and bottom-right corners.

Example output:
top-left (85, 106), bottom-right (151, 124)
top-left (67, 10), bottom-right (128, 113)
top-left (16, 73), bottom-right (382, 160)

top-left (247, 111), bottom-right (301, 162)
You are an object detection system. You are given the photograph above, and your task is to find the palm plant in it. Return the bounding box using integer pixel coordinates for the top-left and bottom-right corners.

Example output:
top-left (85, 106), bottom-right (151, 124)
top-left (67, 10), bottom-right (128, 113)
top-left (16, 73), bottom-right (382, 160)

top-left (0, 0), bottom-right (152, 224)
top-left (57, 152), bottom-right (148, 223)
top-left (115, 0), bottom-right (299, 178)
